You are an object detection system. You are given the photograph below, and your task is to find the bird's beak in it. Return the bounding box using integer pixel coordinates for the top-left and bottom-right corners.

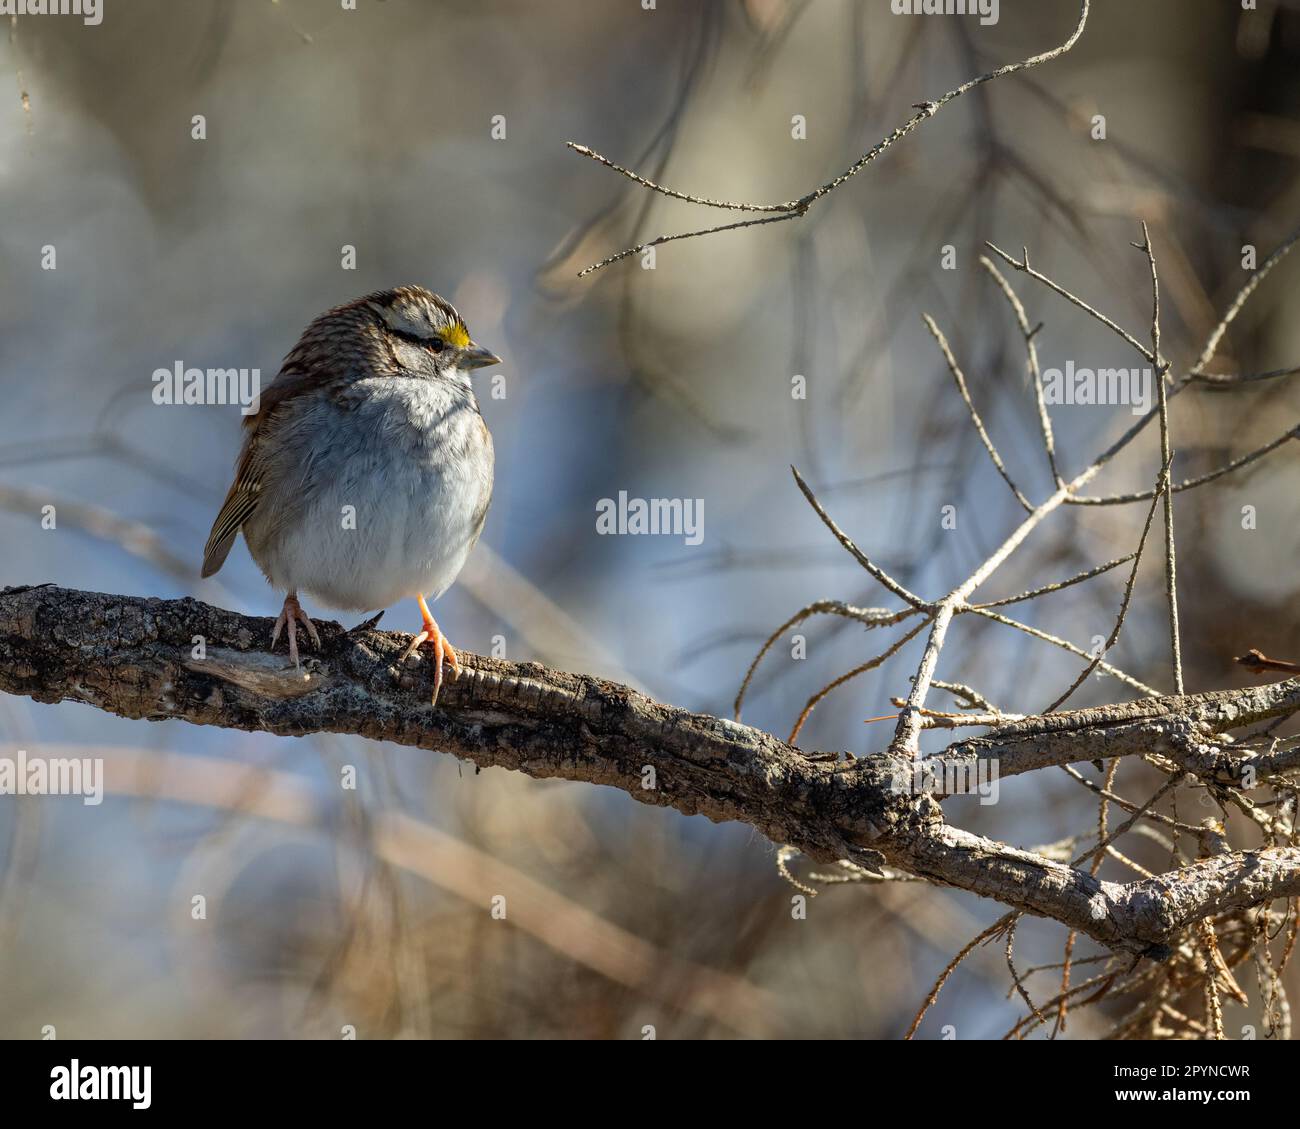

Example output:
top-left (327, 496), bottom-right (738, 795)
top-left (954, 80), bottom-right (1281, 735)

top-left (463, 343), bottom-right (502, 370)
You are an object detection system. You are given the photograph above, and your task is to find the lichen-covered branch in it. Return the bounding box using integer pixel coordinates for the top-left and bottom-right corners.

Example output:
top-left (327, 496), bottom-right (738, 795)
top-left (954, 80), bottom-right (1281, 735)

top-left (3, 583), bottom-right (1298, 961)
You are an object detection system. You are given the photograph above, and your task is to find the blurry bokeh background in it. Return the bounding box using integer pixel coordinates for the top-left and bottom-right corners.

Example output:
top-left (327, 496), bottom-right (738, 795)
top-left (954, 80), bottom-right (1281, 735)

top-left (2, 0), bottom-right (1299, 1038)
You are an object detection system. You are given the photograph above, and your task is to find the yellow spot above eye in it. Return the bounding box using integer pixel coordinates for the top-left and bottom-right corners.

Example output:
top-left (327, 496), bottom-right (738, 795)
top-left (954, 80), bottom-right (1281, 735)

top-left (440, 323), bottom-right (471, 349)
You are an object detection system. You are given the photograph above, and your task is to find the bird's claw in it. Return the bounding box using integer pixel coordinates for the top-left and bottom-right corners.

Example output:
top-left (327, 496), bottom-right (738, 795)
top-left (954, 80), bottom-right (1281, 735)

top-left (271, 592), bottom-right (320, 670)
top-left (396, 616), bottom-right (460, 707)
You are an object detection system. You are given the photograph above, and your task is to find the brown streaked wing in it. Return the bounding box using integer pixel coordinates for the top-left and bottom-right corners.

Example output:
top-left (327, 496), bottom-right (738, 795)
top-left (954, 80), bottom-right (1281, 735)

top-left (199, 365), bottom-right (321, 577)
top-left (200, 445), bottom-right (260, 577)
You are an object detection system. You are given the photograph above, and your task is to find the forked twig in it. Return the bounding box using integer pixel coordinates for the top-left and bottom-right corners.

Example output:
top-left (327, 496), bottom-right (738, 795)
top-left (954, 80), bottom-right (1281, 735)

top-left (567, 2), bottom-right (1092, 275)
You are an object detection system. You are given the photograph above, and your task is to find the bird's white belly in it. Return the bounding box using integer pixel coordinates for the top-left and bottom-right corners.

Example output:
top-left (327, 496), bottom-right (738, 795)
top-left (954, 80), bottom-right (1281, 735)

top-left (282, 473), bottom-right (480, 611)
top-left (248, 379), bottom-right (492, 612)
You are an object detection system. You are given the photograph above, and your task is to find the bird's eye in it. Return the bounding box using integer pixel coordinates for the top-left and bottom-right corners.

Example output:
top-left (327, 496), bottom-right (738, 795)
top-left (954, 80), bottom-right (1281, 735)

top-left (387, 324), bottom-right (447, 354)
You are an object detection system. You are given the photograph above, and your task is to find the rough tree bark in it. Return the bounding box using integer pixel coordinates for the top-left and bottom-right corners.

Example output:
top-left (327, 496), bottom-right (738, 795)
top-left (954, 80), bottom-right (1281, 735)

top-left (3, 582), bottom-right (1298, 961)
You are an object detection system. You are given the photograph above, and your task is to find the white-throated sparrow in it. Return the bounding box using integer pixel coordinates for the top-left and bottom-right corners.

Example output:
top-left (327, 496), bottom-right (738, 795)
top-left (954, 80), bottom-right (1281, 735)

top-left (201, 286), bottom-right (501, 704)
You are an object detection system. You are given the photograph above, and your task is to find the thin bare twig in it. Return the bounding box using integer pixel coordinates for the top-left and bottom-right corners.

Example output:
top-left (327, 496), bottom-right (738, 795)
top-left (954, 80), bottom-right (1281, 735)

top-left (923, 314), bottom-right (1033, 512)
top-left (567, 2), bottom-right (1092, 274)
top-left (1139, 223), bottom-right (1183, 694)
top-left (1004, 918), bottom-right (1047, 1031)
top-left (1043, 467), bottom-right (1166, 714)
top-left (790, 466), bottom-right (928, 608)
top-left (1071, 774), bottom-right (1184, 872)
top-left (931, 679), bottom-right (1003, 714)
top-left (1192, 364), bottom-right (1300, 387)
top-left (1067, 425), bottom-right (1299, 505)
top-left (906, 913), bottom-right (1017, 1040)
top-left (980, 255), bottom-right (1062, 486)
top-left (564, 143), bottom-right (795, 213)
top-left (788, 617), bottom-right (931, 743)
top-left (984, 240), bottom-right (1155, 363)
top-left (1057, 764), bottom-right (1205, 834)
top-left (1190, 225), bottom-right (1300, 375)
top-left (966, 606), bottom-right (1158, 695)
top-left (971, 552), bottom-right (1136, 609)
top-left (734, 599), bottom-right (918, 721)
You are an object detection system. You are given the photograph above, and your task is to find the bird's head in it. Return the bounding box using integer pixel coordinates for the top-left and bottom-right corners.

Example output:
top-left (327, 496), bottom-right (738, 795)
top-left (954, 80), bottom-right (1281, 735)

top-left (366, 285), bottom-right (502, 385)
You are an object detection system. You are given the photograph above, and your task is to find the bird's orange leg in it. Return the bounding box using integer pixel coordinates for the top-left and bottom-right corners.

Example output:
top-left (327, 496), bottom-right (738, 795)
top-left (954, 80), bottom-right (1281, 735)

top-left (271, 590), bottom-right (320, 670)
top-left (398, 594), bottom-right (461, 706)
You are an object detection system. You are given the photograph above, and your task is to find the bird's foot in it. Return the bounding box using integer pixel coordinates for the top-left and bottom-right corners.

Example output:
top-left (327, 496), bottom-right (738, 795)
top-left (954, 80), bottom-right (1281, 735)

top-left (271, 591), bottom-right (320, 670)
top-left (397, 598), bottom-right (460, 706)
